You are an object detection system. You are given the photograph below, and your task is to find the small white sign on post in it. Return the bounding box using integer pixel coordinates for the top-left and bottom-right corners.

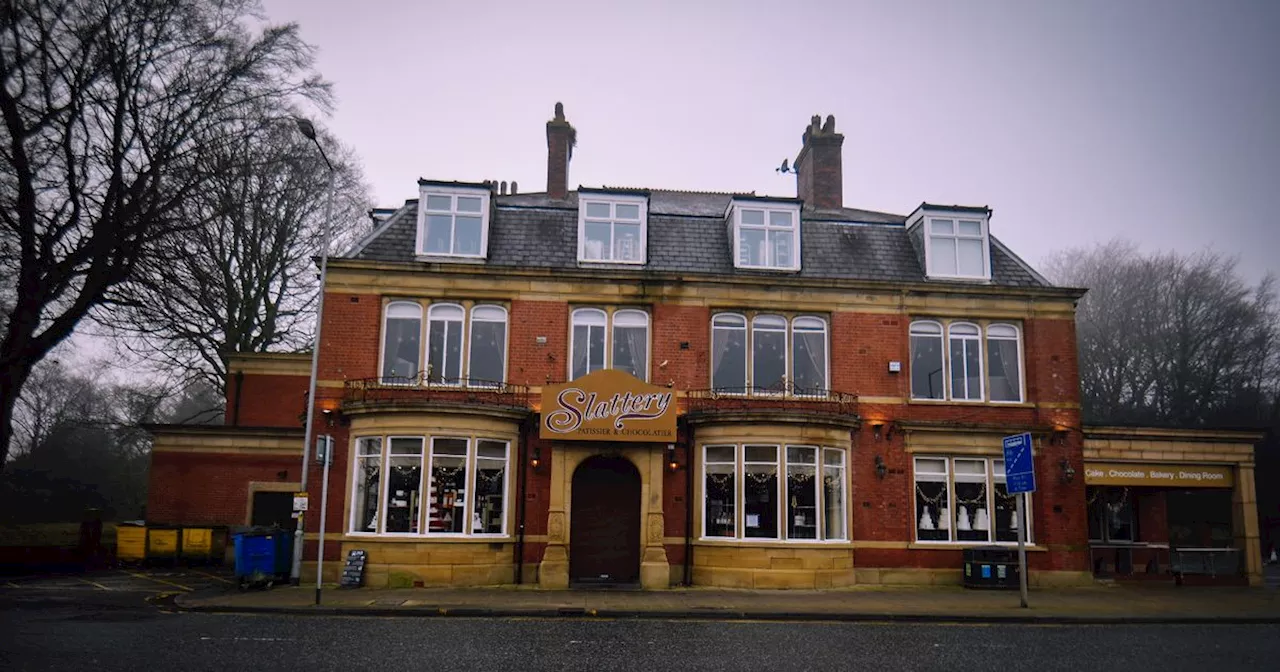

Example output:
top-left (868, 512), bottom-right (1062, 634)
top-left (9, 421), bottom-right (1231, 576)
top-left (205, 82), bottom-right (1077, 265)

top-left (292, 492), bottom-right (309, 512)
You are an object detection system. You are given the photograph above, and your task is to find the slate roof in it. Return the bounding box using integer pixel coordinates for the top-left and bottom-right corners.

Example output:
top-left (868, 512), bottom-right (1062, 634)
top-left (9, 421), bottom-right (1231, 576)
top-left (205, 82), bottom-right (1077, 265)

top-left (352, 189), bottom-right (1049, 288)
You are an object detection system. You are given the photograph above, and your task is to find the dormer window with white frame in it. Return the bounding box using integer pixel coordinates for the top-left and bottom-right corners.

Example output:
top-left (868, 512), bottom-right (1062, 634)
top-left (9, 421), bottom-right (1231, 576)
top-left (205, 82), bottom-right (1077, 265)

top-left (416, 183), bottom-right (491, 259)
top-left (578, 193), bottom-right (647, 264)
top-left (916, 207), bottom-right (991, 281)
top-left (730, 200), bottom-right (801, 271)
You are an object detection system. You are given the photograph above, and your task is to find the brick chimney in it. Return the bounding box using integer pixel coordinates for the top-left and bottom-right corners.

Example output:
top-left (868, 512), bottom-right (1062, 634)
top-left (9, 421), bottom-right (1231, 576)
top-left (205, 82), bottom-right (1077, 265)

top-left (546, 102), bottom-right (575, 200)
top-left (794, 114), bottom-right (844, 210)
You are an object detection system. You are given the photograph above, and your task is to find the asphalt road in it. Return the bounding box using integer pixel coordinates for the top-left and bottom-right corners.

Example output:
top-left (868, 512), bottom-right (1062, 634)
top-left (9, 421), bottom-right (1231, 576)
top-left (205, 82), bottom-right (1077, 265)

top-left (2, 584), bottom-right (1278, 672)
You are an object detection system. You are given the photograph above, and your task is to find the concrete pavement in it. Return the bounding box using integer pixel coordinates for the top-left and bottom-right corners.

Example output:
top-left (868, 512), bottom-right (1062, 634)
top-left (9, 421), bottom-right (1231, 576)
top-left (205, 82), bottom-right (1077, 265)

top-left (176, 576), bottom-right (1280, 624)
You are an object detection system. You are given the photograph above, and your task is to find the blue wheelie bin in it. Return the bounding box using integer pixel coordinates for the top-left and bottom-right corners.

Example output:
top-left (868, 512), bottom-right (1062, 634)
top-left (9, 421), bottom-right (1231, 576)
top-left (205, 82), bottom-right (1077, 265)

top-left (233, 528), bottom-right (293, 590)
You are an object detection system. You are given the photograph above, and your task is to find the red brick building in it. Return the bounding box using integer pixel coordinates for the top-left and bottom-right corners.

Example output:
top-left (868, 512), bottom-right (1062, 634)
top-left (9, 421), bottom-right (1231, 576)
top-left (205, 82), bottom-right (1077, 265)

top-left (147, 105), bottom-right (1264, 588)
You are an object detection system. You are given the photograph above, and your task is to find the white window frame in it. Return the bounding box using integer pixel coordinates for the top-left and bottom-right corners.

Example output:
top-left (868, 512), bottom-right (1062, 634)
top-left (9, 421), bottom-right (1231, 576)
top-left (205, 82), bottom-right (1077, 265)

top-left (985, 323), bottom-right (1024, 403)
top-left (947, 322), bottom-right (984, 402)
top-left (909, 318), bottom-right (1023, 404)
top-left (790, 315), bottom-right (830, 395)
top-left (700, 443), bottom-right (848, 543)
top-left (908, 320), bottom-right (946, 401)
top-left (577, 193), bottom-right (648, 264)
top-left (730, 200), bottom-right (801, 271)
top-left (921, 213), bottom-right (991, 281)
top-left (750, 315), bottom-right (788, 395)
top-left (913, 455), bottom-right (1033, 545)
top-left (569, 307), bottom-right (651, 381)
top-left (711, 311), bottom-right (828, 397)
top-left (379, 301), bottom-right (424, 384)
top-left (710, 313), bottom-right (748, 394)
top-left (427, 303), bottom-right (466, 387)
top-left (381, 436), bottom-right (426, 536)
top-left (467, 305), bottom-right (509, 388)
top-left (349, 436), bottom-right (385, 535)
top-left (416, 185), bottom-right (491, 259)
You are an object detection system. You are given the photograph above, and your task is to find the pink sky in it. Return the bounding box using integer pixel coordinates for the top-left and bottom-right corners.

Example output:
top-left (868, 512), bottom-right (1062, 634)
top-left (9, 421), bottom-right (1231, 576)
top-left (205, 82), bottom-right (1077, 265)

top-left (260, 0), bottom-right (1280, 282)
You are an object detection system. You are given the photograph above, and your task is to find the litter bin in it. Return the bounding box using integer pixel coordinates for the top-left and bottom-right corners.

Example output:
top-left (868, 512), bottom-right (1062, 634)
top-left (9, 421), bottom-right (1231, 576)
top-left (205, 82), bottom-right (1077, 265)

top-left (180, 527), bottom-right (229, 565)
top-left (963, 546), bottom-right (1019, 589)
top-left (146, 525), bottom-right (181, 565)
top-left (232, 528), bottom-right (293, 589)
top-left (116, 523), bottom-right (147, 564)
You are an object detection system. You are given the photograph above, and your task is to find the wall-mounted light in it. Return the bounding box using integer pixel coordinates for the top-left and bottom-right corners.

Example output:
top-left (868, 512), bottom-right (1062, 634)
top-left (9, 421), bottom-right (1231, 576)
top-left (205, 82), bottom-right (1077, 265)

top-left (530, 445), bottom-right (542, 471)
top-left (1051, 426), bottom-right (1069, 446)
top-left (871, 422), bottom-right (884, 441)
top-left (666, 444), bottom-right (681, 472)
top-left (874, 455), bottom-right (887, 480)
top-left (1059, 458), bottom-right (1076, 484)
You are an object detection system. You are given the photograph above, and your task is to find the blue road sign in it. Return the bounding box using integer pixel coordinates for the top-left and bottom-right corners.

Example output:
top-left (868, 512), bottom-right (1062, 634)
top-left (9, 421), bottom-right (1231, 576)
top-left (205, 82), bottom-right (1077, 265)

top-left (1002, 432), bottom-right (1036, 494)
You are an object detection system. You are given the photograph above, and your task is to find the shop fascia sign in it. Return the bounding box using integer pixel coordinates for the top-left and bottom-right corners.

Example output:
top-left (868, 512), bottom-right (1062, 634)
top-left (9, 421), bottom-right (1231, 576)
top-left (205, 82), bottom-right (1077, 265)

top-left (1083, 461), bottom-right (1234, 488)
top-left (540, 369), bottom-right (677, 442)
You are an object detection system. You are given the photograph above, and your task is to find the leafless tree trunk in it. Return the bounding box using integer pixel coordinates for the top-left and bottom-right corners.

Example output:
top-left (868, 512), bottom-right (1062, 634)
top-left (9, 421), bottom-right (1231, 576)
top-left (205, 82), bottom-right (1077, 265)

top-left (0, 0), bottom-right (330, 467)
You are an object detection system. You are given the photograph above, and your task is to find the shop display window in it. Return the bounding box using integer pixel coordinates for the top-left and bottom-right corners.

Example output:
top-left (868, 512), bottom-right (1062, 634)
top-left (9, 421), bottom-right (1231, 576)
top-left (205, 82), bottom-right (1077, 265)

top-left (914, 456), bottom-right (1032, 544)
top-left (1087, 486), bottom-right (1135, 543)
top-left (786, 447), bottom-right (818, 540)
top-left (349, 434), bottom-right (510, 537)
top-left (384, 438), bottom-right (424, 533)
top-left (744, 445), bottom-right (779, 539)
top-left (702, 443), bottom-right (847, 542)
top-left (352, 437), bottom-right (382, 533)
top-left (704, 445), bottom-right (737, 538)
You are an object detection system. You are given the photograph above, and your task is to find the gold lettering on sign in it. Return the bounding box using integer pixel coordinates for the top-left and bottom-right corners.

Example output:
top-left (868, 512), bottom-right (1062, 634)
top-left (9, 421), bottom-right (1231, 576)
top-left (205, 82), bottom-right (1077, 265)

top-left (1083, 461), bottom-right (1234, 488)
top-left (540, 369), bottom-right (678, 443)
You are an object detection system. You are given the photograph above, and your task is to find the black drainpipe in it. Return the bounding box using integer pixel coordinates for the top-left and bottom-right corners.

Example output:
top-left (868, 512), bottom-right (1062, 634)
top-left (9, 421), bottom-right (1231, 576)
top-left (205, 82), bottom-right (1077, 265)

top-left (231, 370), bottom-right (245, 426)
top-left (683, 424), bottom-right (694, 586)
top-left (514, 416), bottom-right (531, 584)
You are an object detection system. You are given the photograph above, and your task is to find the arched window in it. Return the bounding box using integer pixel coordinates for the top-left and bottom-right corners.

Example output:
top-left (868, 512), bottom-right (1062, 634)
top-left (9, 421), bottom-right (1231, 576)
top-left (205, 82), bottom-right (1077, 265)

top-left (570, 308), bottom-right (608, 380)
top-left (909, 321), bottom-right (945, 400)
top-left (948, 322), bottom-right (983, 401)
top-left (751, 315), bottom-right (787, 393)
top-left (986, 324), bottom-right (1022, 402)
top-left (611, 309), bottom-right (650, 381)
top-left (427, 303), bottom-right (465, 385)
top-left (381, 302), bottom-right (422, 382)
top-left (791, 316), bottom-right (828, 394)
top-left (711, 313), bottom-right (747, 393)
top-left (468, 305), bottom-right (508, 387)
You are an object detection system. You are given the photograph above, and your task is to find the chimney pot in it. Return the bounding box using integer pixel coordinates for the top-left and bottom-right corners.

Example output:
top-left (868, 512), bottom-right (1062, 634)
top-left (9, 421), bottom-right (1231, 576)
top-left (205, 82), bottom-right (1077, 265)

top-left (500, 180), bottom-right (507, 195)
top-left (794, 113), bottom-right (844, 210)
top-left (546, 102), bottom-right (575, 200)
top-left (511, 180), bottom-right (518, 194)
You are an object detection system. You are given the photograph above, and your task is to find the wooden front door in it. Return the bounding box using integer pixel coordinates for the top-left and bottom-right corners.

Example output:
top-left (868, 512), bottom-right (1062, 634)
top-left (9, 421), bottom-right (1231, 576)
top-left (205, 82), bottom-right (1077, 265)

top-left (570, 455), bottom-right (641, 585)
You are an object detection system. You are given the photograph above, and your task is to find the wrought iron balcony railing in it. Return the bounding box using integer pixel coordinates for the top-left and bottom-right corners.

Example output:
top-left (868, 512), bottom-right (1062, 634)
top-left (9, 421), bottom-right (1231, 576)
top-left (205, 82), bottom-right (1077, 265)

top-left (343, 375), bottom-right (531, 410)
top-left (685, 381), bottom-right (858, 416)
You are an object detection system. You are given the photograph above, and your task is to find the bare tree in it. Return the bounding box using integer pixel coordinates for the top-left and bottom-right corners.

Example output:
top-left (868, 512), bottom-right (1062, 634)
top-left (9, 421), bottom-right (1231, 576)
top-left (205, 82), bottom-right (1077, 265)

top-left (101, 108), bottom-right (370, 393)
top-left (1047, 240), bottom-right (1280, 427)
top-left (0, 0), bottom-right (331, 467)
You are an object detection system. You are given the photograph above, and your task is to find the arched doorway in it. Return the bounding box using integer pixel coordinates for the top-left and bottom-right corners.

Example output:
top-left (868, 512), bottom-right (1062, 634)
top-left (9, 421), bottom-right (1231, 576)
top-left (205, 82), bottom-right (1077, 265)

top-left (570, 454), bottom-right (641, 586)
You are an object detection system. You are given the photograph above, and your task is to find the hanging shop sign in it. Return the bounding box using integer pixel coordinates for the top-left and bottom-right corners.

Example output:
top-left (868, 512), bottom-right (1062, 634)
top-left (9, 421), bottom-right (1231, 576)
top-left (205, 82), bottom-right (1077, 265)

top-left (540, 369), bottom-right (677, 442)
top-left (1083, 462), bottom-right (1234, 488)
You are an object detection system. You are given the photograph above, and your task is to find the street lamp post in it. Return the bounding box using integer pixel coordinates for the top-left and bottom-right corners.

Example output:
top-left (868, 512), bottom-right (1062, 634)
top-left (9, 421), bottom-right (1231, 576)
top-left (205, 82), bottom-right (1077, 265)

top-left (291, 118), bottom-right (335, 587)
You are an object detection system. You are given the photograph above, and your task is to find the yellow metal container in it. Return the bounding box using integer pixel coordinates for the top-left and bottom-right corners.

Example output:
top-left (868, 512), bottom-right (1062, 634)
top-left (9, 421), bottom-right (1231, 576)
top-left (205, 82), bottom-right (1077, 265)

top-left (181, 528), bottom-right (212, 557)
top-left (116, 525), bottom-right (147, 562)
top-left (147, 528), bottom-right (180, 559)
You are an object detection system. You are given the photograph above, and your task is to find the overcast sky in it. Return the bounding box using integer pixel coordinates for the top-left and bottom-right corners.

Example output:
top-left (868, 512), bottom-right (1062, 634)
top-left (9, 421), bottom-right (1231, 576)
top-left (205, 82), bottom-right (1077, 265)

top-left (260, 0), bottom-right (1280, 282)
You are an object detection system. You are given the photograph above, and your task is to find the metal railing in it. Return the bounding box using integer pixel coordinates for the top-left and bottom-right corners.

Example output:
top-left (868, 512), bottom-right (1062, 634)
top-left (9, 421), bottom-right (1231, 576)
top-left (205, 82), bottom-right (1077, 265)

top-left (685, 381), bottom-right (858, 416)
top-left (343, 375), bottom-right (531, 409)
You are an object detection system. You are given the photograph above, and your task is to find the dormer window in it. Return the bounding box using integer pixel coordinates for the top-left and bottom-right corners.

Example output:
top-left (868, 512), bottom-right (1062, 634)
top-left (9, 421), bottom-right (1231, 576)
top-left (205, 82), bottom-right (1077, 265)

top-left (730, 200), bottom-right (801, 271)
top-left (915, 206), bottom-right (991, 280)
top-left (416, 183), bottom-right (490, 259)
top-left (578, 193), bottom-right (647, 264)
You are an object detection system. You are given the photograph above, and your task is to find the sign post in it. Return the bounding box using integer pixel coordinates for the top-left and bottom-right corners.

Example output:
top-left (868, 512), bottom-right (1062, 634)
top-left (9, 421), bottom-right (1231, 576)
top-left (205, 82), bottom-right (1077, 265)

top-left (314, 435), bottom-right (333, 606)
top-left (1002, 432), bottom-right (1036, 609)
